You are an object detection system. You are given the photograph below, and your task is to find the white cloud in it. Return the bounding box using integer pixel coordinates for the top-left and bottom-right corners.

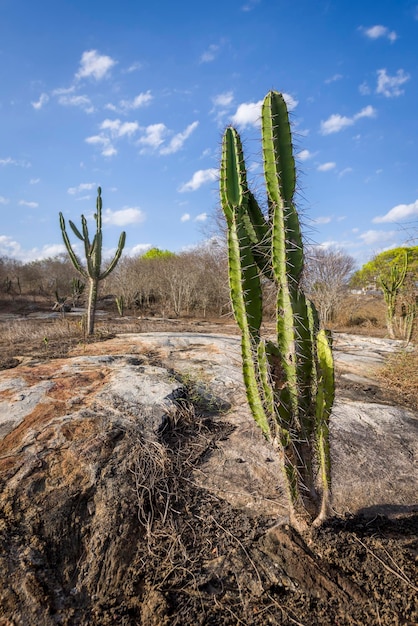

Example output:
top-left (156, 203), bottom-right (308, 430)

top-left (373, 199), bottom-right (418, 223)
top-left (317, 162), bottom-right (336, 172)
top-left (76, 50), bottom-right (116, 81)
top-left (57, 94), bottom-right (94, 113)
top-left (19, 200), bottom-right (38, 208)
top-left (325, 74), bottom-right (343, 84)
top-left (138, 123), bottom-right (167, 149)
top-left (242, 0), bottom-right (261, 10)
top-left (103, 207), bottom-right (145, 226)
top-left (313, 216), bottom-right (332, 224)
top-left (338, 167), bottom-right (353, 178)
top-left (376, 68), bottom-right (410, 97)
top-left (30, 178), bottom-right (40, 184)
top-left (85, 134), bottom-right (116, 157)
top-left (200, 44), bottom-right (220, 63)
top-left (181, 213), bottom-right (191, 222)
top-left (179, 168), bottom-right (218, 192)
top-left (231, 99), bottom-right (263, 127)
top-left (298, 149), bottom-right (313, 161)
top-left (160, 121), bottom-right (199, 155)
top-left (231, 93), bottom-right (298, 128)
top-left (123, 62), bottom-right (142, 73)
top-left (67, 183), bottom-right (96, 195)
top-left (107, 90), bottom-right (153, 112)
top-left (361, 25), bottom-right (397, 43)
top-left (359, 81), bottom-right (371, 95)
top-left (212, 91), bottom-right (234, 107)
top-left (0, 157), bottom-right (31, 167)
top-left (0, 196), bottom-right (9, 204)
top-left (320, 105), bottom-right (376, 135)
top-left (358, 229), bottom-right (397, 245)
top-left (32, 93), bottom-right (49, 109)
top-left (127, 243), bottom-right (152, 256)
top-left (0, 236), bottom-right (66, 262)
top-left (195, 213), bottom-right (208, 222)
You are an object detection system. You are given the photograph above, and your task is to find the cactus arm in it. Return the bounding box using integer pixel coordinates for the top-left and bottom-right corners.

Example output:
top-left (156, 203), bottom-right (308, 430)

top-left (59, 213), bottom-right (87, 278)
top-left (100, 231), bottom-right (126, 280)
top-left (314, 329), bottom-right (334, 525)
top-left (69, 220), bottom-right (84, 241)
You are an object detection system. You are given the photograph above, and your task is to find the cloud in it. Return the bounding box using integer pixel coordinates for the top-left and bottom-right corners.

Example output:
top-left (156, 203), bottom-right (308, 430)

top-left (360, 25), bottom-right (397, 43)
top-left (231, 93), bottom-right (298, 128)
top-left (86, 119), bottom-right (140, 156)
top-left (373, 199), bottom-right (418, 223)
top-left (0, 196), bottom-right (9, 204)
top-left (313, 216), bottom-right (332, 224)
top-left (195, 213), bottom-right (208, 222)
top-left (317, 162), bottom-right (336, 172)
top-left (0, 236), bottom-right (65, 262)
top-left (324, 74), bottom-right (343, 84)
top-left (19, 200), bottom-right (39, 208)
top-left (179, 168), bottom-right (218, 192)
top-left (212, 92), bottom-right (234, 107)
top-left (128, 243), bottom-right (152, 256)
top-left (107, 90), bottom-right (153, 112)
top-left (56, 94), bottom-right (94, 113)
top-left (181, 213), bottom-right (191, 222)
top-left (32, 93), bottom-right (49, 109)
top-left (0, 157), bottom-right (31, 167)
top-left (138, 123), bottom-right (167, 150)
top-left (200, 43), bottom-right (221, 63)
top-left (320, 105), bottom-right (376, 135)
top-left (242, 0), bottom-right (260, 10)
top-left (338, 167), bottom-right (353, 178)
top-left (123, 62), bottom-right (142, 73)
top-left (358, 229), bottom-right (397, 245)
top-left (103, 207), bottom-right (145, 226)
top-left (359, 81), bottom-right (371, 95)
top-left (160, 121), bottom-right (199, 155)
top-left (30, 178), bottom-right (40, 184)
top-left (67, 183), bottom-right (96, 195)
top-left (76, 50), bottom-right (117, 81)
top-left (376, 68), bottom-right (410, 97)
top-left (297, 149), bottom-right (313, 161)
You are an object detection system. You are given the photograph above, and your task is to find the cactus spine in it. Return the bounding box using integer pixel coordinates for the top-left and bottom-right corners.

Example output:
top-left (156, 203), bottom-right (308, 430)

top-left (220, 91), bottom-right (335, 531)
top-left (59, 187), bottom-right (126, 335)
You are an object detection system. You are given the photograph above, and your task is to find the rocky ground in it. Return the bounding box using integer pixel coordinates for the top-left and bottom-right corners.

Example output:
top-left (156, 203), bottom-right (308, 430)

top-left (0, 322), bottom-right (417, 625)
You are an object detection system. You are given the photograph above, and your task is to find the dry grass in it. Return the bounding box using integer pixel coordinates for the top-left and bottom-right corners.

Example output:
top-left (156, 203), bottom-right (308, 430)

top-left (377, 348), bottom-right (418, 411)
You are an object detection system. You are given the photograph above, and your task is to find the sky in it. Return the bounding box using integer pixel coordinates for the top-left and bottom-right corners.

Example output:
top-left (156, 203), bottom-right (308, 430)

top-left (0, 0), bottom-right (417, 268)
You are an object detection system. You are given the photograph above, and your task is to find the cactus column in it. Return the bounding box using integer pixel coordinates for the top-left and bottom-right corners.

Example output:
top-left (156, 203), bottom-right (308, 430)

top-left (59, 187), bottom-right (126, 335)
top-left (220, 91), bottom-right (335, 532)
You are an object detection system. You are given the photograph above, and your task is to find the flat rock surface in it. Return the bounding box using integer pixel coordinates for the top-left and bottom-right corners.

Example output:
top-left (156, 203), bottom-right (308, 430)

top-left (1, 331), bottom-right (416, 518)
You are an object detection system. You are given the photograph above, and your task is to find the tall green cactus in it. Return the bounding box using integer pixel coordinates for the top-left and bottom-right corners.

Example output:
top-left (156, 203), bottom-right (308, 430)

top-left (379, 250), bottom-right (408, 339)
top-left (59, 187), bottom-right (126, 335)
top-left (220, 91), bottom-right (335, 532)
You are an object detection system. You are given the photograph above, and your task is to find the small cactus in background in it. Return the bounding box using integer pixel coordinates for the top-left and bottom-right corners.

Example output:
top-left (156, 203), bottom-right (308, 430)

top-left (115, 294), bottom-right (125, 317)
top-left (220, 91), bottom-right (335, 532)
top-left (379, 250), bottom-right (408, 339)
top-left (59, 187), bottom-right (126, 335)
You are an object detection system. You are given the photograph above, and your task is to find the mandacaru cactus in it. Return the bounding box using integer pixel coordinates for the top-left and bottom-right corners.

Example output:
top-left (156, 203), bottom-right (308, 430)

top-left (59, 187), bottom-right (126, 335)
top-left (220, 91), bottom-right (335, 532)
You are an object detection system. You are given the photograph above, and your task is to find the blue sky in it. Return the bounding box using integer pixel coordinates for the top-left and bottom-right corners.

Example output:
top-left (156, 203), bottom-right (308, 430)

top-left (0, 0), bottom-right (417, 267)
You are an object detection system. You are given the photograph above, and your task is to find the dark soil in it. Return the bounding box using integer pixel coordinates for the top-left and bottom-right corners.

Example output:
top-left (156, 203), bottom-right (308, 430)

top-left (0, 300), bottom-right (417, 625)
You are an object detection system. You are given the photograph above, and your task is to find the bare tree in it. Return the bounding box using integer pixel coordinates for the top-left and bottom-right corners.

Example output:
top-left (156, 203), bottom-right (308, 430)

top-left (303, 247), bottom-right (356, 325)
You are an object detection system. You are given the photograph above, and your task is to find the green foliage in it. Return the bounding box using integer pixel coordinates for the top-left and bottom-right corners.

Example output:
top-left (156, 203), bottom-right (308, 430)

top-left (141, 247), bottom-right (175, 260)
top-left (220, 91), bottom-right (335, 532)
top-left (59, 187), bottom-right (126, 335)
top-left (352, 246), bottom-right (418, 340)
top-left (351, 246), bottom-right (418, 288)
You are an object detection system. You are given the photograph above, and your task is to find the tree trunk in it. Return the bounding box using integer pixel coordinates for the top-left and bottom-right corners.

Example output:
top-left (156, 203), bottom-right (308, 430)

top-left (87, 277), bottom-right (99, 335)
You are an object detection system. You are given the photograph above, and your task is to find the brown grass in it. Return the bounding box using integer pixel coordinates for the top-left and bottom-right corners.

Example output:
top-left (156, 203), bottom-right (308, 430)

top-left (377, 348), bottom-right (418, 411)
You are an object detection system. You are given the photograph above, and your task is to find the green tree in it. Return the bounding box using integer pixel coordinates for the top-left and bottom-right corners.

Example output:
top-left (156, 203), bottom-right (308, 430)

top-left (351, 246), bottom-right (418, 340)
